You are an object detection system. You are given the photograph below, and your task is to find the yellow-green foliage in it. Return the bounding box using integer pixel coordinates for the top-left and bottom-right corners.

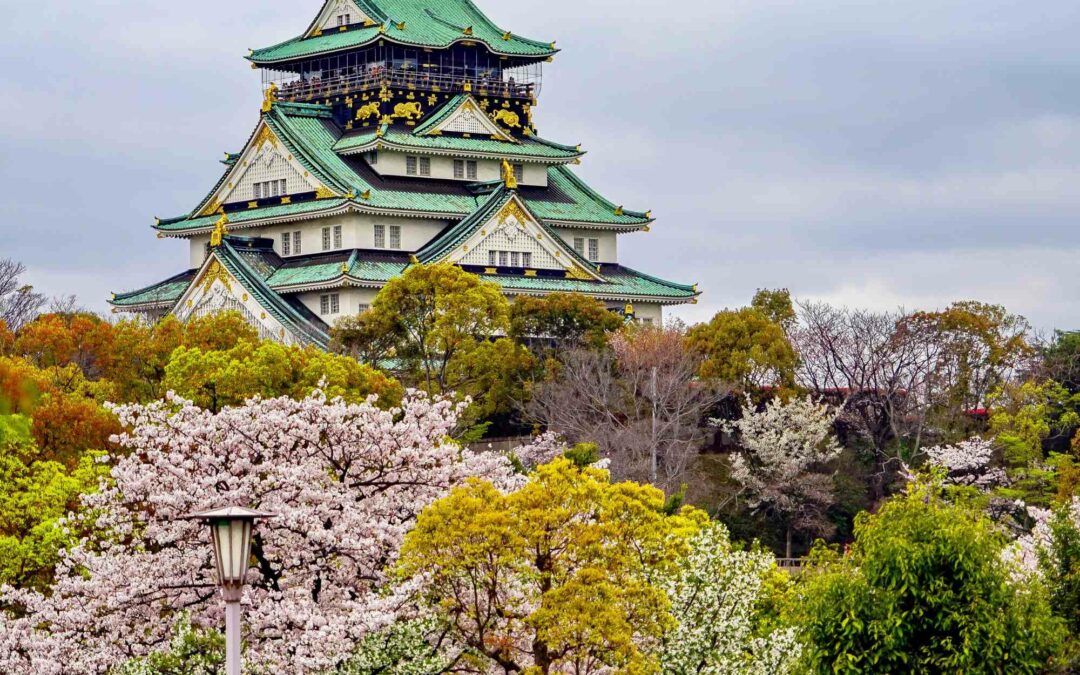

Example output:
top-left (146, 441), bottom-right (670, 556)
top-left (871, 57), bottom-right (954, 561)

top-left (398, 458), bottom-right (709, 674)
top-left (163, 340), bottom-right (402, 412)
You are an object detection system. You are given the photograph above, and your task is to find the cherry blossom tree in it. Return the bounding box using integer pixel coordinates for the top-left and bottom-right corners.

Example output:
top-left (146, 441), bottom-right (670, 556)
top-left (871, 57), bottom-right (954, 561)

top-left (719, 396), bottom-right (842, 558)
top-left (0, 389), bottom-right (517, 674)
top-left (659, 522), bottom-right (801, 675)
top-left (921, 437), bottom-right (1007, 489)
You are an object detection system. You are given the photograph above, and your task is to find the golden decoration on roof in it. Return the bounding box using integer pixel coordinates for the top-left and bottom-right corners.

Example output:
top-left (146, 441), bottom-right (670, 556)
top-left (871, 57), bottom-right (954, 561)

top-left (315, 186), bottom-right (337, 200)
top-left (614, 205), bottom-right (624, 216)
top-left (463, 26), bottom-right (474, 36)
top-left (360, 189), bottom-right (371, 200)
top-left (392, 102), bottom-right (423, 120)
top-left (501, 160), bottom-right (518, 190)
top-left (198, 259), bottom-right (232, 293)
top-left (396, 21), bottom-right (406, 30)
top-left (503, 31), bottom-right (512, 41)
top-left (490, 109), bottom-right (520, 128)
top-left (209, 214), bottom-right (230, 247)
top-left (261, 83), bottom-right (279, 113)
top-left (565, 264), bottom-right (593, 281)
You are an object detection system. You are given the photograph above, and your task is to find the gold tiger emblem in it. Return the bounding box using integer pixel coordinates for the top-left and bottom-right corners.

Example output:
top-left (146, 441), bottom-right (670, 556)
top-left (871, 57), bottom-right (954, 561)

top-left (490, 109), bottom-right (521, 129)
top-left (393, 102), bottom-right (423, 120)
top-left (355, 102), bottom-right (381, 121)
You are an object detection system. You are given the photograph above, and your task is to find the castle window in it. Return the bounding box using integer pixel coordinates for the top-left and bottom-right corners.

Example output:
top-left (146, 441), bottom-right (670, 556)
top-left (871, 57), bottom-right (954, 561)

top-left (406, 156), bottom-right (418, 175)
top-left (573, 237), bottom-right (584, 256)
top-left (389, 225), bottom-right (402, 249)
top-left (499, 251), bottom-right (508, 266)
top-left (254, 179), bottom-right (286, 200)
top-left (358, 304), bottom-right (370, 314)
top-left (513, 163), bottom-right (524, 182)
top-left (282, 232), bottom-right (291, 256)
top-left (588, 238), bottom-right (599, 262)
top-left (366, 151), bottom-right (378, 166)
top-left (522, 252), bottom-right (532, 268)
top-left (488, 250), bottom-right (497, 266)
top-left (467, 160), bottom-right (478, 180)
top-left (510, 252), bottom-right (520, 267)
top-left (454, 160), bottom-right (465, 179)
top-left (322, 227), bottom-right (332, 251)
top-left (320, 293), bottom-right (340, 315)
top-left (333, 225), bottom-right (342, 249)
top-left (374, 224), bottom-right (386, 248)
top-left (419, 157), bottom-right (431, 177)
top-left (293, 230), bottom-right (302, 254)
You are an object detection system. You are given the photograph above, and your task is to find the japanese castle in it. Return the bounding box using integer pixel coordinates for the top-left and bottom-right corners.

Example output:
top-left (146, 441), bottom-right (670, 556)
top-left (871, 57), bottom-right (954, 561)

top-left (111, 0), bottom-right (700, 347)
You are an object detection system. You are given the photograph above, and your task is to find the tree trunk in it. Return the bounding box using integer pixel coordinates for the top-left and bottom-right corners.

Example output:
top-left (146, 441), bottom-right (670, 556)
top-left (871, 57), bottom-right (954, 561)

top-left (785, 525), bottom-right (792, 559)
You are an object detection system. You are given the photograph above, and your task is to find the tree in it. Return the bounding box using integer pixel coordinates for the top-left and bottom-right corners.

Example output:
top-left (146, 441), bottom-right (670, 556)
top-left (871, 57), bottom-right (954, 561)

top-left (509, 292), bottom-right (623, 350)
top-left (13, 313), bottom-right (116, 381)
top-left (162, 339), bottom-right (402, 412)
top-left (330, 264), bottom-right (525, 421)
top-left (793, 302), bottom-right (939, 500)
top-left (720, 396), bottom-right (842, 557)
top-left (795, 479), bottom-right (1067, 674)
top-left (397, 457), bottom-right (709, 675)
top-left (1037, 498), bottom-right (1080, 665)
top-left (685, 306), bottom-right (797, 390)
top-left (0, 260), bottom-right (45, 332)
top-left (0, 390), bottom-right (517, 673)
top-left (660, 522), bottom-right (801, 675)
top-left (750, 288), bottom-right (796, 333)
top-left (527, 323), bottom-right (724, 490)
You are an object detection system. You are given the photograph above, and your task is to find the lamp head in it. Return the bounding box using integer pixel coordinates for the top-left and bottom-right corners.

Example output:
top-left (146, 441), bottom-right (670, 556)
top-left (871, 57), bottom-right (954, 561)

top-left (184, 506), bottom-right (275, 598)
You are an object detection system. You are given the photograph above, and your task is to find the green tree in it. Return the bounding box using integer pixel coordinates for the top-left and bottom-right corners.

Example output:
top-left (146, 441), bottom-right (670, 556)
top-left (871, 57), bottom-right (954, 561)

top-left (0, 418), bottom-right (108, 591)
top-left (331, 264), bottom-right (528, 422)
top-left (163, 340), bottom-right (402, 412)
top-left (509, 292), bottom-right (623, 349)
top-left (794, 479), bottom-right (1067, 673)
top-left (751, 288), bottom-right (796, 333)
top-left (686, 306), bottom-right (797, 390)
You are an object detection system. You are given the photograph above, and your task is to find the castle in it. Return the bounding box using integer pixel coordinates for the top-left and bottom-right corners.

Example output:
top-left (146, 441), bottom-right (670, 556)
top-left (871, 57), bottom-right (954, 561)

top-left (110, 0), bottom-right (699, 347)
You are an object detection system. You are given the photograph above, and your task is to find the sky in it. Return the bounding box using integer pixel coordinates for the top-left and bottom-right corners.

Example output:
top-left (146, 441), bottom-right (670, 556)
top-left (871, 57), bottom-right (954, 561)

top-left (2, 0), bottom-right (1079, 330)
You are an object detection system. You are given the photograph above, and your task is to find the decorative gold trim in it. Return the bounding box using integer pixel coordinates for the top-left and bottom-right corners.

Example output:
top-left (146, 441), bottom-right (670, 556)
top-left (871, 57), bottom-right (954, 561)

top-left (501, 160), bottom-right (518, 189)
top-left (198, 259), bottom-right (232, 292)
top-left (615, 205), bottom-right (624, 216)
top-left (484, 267), bottom-right (497, 275)
top-left (566, 264), bottom-right (592, 281)
top-left (281, 196), bottom-right (292, 205)
top-left (524, 269), bottom-right (537, 277)
top-left (209, 214), bottom-right (230, 247)
top-left (261, 83), bottom-right (279, 113)
top-left (315, 186), bottom-right (337, 199)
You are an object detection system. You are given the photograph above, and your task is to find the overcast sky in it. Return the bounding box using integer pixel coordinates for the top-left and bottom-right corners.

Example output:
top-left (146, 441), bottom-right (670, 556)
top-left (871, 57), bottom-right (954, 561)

top-left (2, 0), bottom-right (1079, 330)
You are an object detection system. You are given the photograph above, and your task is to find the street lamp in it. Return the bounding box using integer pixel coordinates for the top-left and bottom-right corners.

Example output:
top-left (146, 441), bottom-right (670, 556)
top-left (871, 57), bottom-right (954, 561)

top-left (186, 506), bottom-right (275, 675)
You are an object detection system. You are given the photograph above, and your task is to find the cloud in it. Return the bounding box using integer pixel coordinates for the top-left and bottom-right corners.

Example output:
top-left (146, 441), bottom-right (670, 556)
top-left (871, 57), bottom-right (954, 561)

top-left (2, 0), bottom-right (1078, 330)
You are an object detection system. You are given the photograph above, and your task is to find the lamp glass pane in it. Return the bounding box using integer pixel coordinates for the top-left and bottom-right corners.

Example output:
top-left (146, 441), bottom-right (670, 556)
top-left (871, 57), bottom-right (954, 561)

top-left (215, 521), bottom-right (234, 582)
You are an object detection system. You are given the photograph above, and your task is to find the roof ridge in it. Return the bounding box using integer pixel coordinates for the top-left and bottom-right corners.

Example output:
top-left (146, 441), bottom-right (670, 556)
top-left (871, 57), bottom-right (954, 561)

top-left (610, 262), bottom-right (698, 294)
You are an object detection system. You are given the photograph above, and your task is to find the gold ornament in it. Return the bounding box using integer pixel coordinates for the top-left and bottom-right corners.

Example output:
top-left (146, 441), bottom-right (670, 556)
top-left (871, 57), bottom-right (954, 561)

top-left (209, 214), bottom-right (229, 247)
top-left (355, 101), bottom-right (381, 121)
top-left (501, 160), bottom-right (518, 189)
top-left (392, 101), bottom-right (423, 120)
top-left (261, 83), bottom-right (279, 113)
top-left (490, 109), bottom-right (520, 128)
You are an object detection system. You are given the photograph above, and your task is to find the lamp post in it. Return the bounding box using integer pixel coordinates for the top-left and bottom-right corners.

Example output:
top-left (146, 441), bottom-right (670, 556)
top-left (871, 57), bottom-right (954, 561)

top-left (186, 506), bottom-right (274, 675)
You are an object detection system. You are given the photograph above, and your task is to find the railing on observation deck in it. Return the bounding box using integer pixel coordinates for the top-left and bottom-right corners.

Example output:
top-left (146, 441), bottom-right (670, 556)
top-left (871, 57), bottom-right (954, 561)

top-left (273, 66), bottom-right (537, 105)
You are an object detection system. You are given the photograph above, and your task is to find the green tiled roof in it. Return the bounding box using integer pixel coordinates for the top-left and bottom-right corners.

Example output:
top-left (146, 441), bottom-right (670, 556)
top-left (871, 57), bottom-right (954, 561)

top-left (249, 0), bottom-right (556, 65)
top-left (110, 270), bottom-right (196, 308)
top-left (525, 166), bottom-right (651, 226)
top-left (162, 103), bottom-right (647, 233)
top-left (334, 127), bottom-right (582, 161)
top-left (156, 198), bottom-right (350, 233)
top-left (213, 240), bottom-right (331, 348)
top-left (415, 188), bottom-right (511, 263)
top-left (487, 264), bottom-right (698, 301)
top-left (267, 250), bottom-right (411, 288)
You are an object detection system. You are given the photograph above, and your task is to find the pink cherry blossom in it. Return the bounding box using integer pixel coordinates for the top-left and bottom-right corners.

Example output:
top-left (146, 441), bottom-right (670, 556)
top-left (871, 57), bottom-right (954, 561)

top-left (0, 390), bottom-right (517, 674)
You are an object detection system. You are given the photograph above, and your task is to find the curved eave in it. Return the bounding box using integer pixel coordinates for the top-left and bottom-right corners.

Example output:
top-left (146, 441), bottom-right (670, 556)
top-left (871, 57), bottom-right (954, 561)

top-left (154, 200), bottom-right (360, 238)
top-left (543, 217), bottom-right (655, 231)
top-left (273, 274), bottom-right (390, 294)
top-left (336, 137), bottom-right (584, 164)
top-left (248, 33), bottom-right (558, 67)
top-left (498, 286), bottom-right (700, 305)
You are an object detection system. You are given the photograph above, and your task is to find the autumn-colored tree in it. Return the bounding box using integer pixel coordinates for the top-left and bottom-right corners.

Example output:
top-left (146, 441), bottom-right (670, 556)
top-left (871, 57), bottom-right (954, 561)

top-left (398, 457), bottom-right (709, 675)
top-left (0, 357), bottom-right (47, 415)
top-left (163, 339), bottom-right (402, 412)
top-left (13, 313), bottom-right (116, 381)
top-left (0, 320), bottom-right (13, 356)
top-left (29, 393), bottom-right (120, 468)
top-left (686, 305), bottom-right (797, 391)
top-left (509, 292), bottom-right (623, 349)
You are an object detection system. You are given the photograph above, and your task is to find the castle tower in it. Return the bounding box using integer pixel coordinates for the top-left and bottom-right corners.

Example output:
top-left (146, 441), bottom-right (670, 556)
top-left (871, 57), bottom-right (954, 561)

top-left (110, 0), bottom-right (699, 347)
